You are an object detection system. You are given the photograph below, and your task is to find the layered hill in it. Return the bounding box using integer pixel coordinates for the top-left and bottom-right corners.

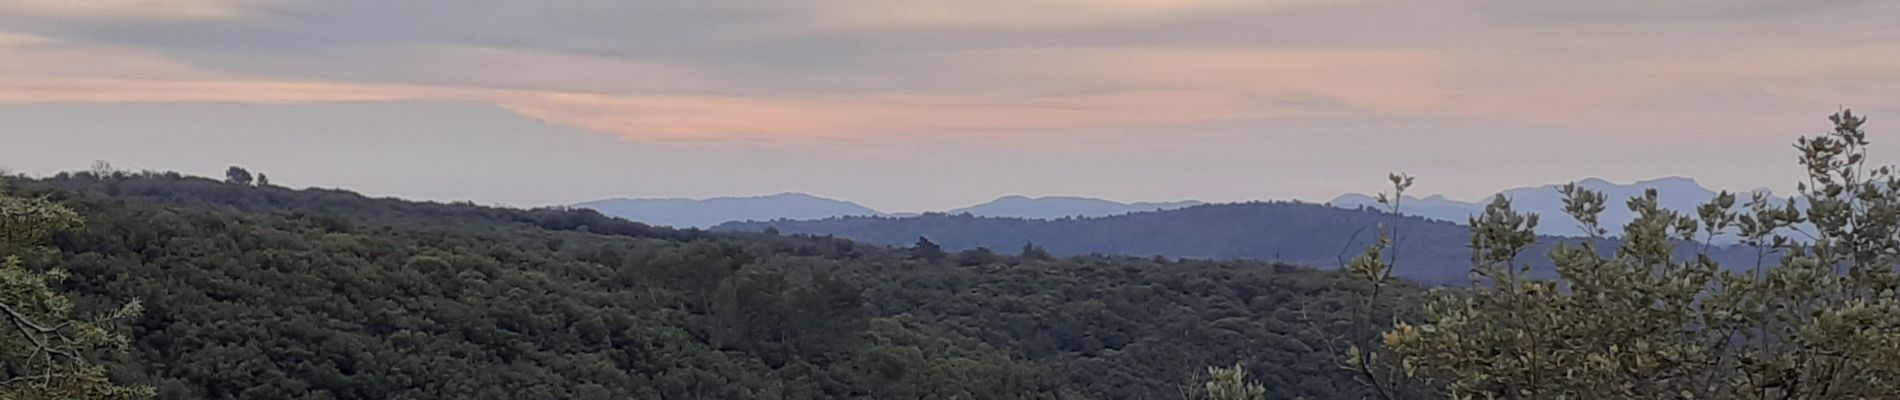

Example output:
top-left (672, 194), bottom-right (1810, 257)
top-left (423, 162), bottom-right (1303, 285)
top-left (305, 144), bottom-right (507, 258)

top-left (6, 172), bottom-right (1401, 400)
top-left (947, 195), bottom-right (1204, 219)
top-left (1331, 176), bottom-right (1782, 240)
top-left (573, 193), bottom-right (881, 228)
top-left (575, 193), bottom-right (1204, 228)
top-left (717, 201), bottom-right (1766, 285)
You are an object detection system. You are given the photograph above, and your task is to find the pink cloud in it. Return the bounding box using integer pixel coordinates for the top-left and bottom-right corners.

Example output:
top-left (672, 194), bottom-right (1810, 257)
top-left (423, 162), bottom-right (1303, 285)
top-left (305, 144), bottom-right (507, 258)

top-left (903, 47), bottom-right (1457, 112)
top-left (793, 0), bottom-right (1335, 31)
top-left (905, 44), bottom-right (1900, 137)
top-left (0, 0), bottom-right (257, 20)
top-left (0, 35), bottom-right (1306, 141)
top-left (4, 25), bottom-right (1899, 143)
top-left (0, 78), bottom-right (459, 103)
top-left (497, 89), bottom-right (1294, 141)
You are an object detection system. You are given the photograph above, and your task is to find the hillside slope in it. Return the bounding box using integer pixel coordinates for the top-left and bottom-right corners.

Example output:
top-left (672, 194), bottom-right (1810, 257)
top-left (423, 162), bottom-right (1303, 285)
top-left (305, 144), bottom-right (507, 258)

top-left (717, 202), bottom-right (1765, 285)
top-left (8, 172), bottom-right (1405, 400)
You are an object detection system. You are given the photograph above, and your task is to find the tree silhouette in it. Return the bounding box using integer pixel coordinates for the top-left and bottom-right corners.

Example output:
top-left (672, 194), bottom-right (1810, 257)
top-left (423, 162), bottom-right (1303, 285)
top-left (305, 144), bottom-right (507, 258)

top-left (910, 236), bottom-right (945, 260)
top-left (223, 166), bottom-right (253, 185)
top-left (1019, 242), bottom-right (1053, 261)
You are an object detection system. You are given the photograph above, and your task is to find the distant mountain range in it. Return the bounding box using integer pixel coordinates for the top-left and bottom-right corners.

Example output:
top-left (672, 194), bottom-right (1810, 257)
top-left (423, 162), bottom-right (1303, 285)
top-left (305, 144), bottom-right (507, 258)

top-left (947, 195), bottom-right (1204, 220)
top-left (715, 201), bottom-right (1763, 285)
top-left (573, 193), bottom-right (880, 229)
top-left (1331, 176), bottom-right (1781, 240)
top-left (573, 176), bottom-right (1778, 248)
top-left (574, 194), bottom-right (1204, 228)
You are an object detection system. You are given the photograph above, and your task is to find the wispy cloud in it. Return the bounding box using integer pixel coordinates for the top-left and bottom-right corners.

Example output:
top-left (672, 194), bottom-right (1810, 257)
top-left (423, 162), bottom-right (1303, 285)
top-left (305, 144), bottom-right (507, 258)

top-left (499, 89), bottom-right (1299, 141)
top-left (793, 0), bottom-right (1335, 31)
top-left (0, 0), bottom-right (259, 20)
top-left (1, 0), bottom-right (1897, 144)
top-left (0, 36), bottom-right (1300, 140)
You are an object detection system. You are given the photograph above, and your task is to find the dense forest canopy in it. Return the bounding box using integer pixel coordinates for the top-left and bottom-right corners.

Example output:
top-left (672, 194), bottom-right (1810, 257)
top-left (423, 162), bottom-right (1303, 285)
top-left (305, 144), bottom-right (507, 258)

top-left (0, 172), bottom-right (1410, 399)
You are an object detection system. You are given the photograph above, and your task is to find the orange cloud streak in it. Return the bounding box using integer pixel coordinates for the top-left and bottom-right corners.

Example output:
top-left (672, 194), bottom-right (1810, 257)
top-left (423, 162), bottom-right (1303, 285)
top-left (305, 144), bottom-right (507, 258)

top-left (6, 30), bottom-right (1900, 142)
top-left (0, 35), bottom-right (1309, 141)
top-left (497, 90), bottom-right (1295, 140)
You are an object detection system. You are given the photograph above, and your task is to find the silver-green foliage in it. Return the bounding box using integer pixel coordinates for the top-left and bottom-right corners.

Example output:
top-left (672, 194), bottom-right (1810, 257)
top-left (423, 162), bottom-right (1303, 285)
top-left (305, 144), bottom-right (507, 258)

top-left (1384, 110), bottom-right (1900, 399)
top-left (1187, 364), bottom-right (1269, 400)
top-left (1208, 365), bottom-right (1269, 400)
top-left (1, 194), bottom-right (150, 400)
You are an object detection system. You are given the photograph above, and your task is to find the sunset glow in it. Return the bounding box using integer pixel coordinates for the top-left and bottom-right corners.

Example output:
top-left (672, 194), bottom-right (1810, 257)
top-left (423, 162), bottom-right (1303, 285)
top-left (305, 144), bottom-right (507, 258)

top-left (4, 0), bottom-right (1898, 210)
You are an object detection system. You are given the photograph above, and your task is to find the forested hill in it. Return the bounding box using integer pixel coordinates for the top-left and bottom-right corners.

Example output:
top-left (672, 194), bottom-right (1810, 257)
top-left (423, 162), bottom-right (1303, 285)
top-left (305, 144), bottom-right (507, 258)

top-left (715, 202), bottom-right (1764, 285)
top-left (6, 171), bottom-right (1409, 400)
top-left (25, 170), bottom-right (702, 241)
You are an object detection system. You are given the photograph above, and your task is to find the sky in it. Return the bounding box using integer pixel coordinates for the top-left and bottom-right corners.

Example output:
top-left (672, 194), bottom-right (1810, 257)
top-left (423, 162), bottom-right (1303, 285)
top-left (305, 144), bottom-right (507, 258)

top-left (2, 0), bottom-right (1899, 212)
